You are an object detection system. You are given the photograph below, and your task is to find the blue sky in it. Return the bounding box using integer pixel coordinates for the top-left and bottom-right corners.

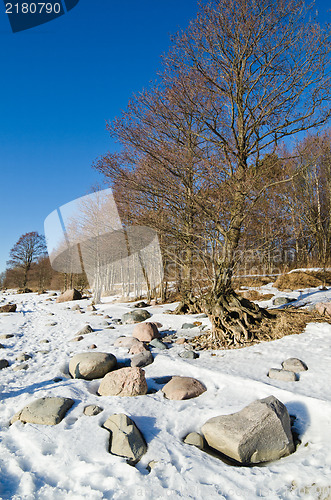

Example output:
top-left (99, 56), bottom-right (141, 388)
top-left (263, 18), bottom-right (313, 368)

top-left (0, 0), bottom-right (330, 274)
top-left (0, 0), bottom-right (198, 273)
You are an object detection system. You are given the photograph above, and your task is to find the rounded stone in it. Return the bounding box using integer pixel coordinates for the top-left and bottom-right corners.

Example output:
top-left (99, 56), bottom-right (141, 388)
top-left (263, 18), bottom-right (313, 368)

top-left (69, 352), bottom-right (117, 380)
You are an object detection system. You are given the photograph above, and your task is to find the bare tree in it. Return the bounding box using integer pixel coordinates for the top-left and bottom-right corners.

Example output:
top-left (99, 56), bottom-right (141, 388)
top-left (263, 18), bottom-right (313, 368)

top-left (7, 232), bottom-right (47, 288)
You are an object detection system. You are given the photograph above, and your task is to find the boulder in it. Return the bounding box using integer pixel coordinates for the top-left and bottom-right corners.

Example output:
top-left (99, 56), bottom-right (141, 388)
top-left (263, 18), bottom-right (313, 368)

top-left (282, 358), bottom-right (308, 372)
top-left (103, 413), bottom-right (147, 464)
top-left (56, 289), bottom-right (82, 303)
top-left (69, 352), bottom-right (117, 380)
top-left (84, 405), bottom-right (103, 416)
top-left (11, 397), bottom-right (74, 425)
top-left (268, 368), bottom-right (298, 382)
top-left (122, 310), bottom-right (151, 324)
top-left (0, 304), bottom-right (17, 313)
top-left (98, 367), bottom-right (148, 397)
top-left (272, 297), bottom-right (294, 306)
top-left (132, 322), bottom-right (160, 342)
top-left (162, 376), bottom-right (207, 400)
top-left (0, 359), bottom-right (9, 369)
top-left (201, 395), bottom-right (294, 465)
top-left (131, 351), bottom-right (154, 368)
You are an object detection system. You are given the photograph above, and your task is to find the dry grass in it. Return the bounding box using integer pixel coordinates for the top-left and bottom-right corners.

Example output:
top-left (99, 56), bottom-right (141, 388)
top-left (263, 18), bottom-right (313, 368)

top-left (233, 276), bottom-right (275, 288)
top-left (189, 308), bottom-right (331, 350)
top-left (274, 270), bottom-right (331, 291)
top-left (236, 290), bottom-right (274, 301)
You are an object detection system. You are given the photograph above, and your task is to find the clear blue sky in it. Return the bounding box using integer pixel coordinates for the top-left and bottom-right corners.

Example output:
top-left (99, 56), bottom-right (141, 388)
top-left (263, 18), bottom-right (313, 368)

top-left (0, 0), bottom-right (330, 274)
top-left (0, 0), bottom-right (199, 273)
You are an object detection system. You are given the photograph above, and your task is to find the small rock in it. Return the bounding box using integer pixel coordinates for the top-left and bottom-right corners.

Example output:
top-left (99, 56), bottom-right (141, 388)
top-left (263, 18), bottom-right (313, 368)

top-left (69, 352), bottom-right (117, 380)
top-left (16, 353), bottom-right (31, 362)
top-left (0, 334), bottom-right (14, 339)
top-left (162, 376), bottom-right (207, 400)
top-left (87, 304), bottom-right (96, 311)
top-left (0, 359), bottom-right (9, 369)
top-left (46, 322), bottom-right (57, 327)
top-left (13, 363), bottom-right (28, 371)
top-left (77, 325), bottom-right (94, 335)
top-left (40, 339), bottom-right (50, 344)
top-left (181, 323), bottom-right (196, 329)
top-left (175, 338), bottom-right (187, 344)
top-left (135, 301), bottom-right (149, 308)
top-left (282, 358), bottom-right (308, 372)
top-left (149, 339), bottom-right (168, 350)
top-left (131, 351), bottom-right (154, 368)
top-left (103, 413), bottom-right (147, 464)
top-left (163, 310), bottom-right (173, 314)
top-left (89, 344), bottom-right (97, 349)
top-left (84, 405), bottom-right (103, 416)
top-left (0, 304), bottom-right (17, 313)
top-left (122, 310), bottom-right (152, 324)
top-left (11, 397), bottom-right (74, 426)
top-left (178, 350), bottom-right (199, 359)
top-left (56, 289), bottom-right (82, 303)
top-left (184, 432), bottom-right (206, 449)
top-left (147, 460), bottom-right (158, 471)
top-left (112, 319), bottom-right (122, 325)
top-left (268, 368), bottom-right (298, 381)
top-left (72, 304), bottom-right (81, 311)
top-left (71, 336), bottom-right (84, 342)
top-left (98, 367), bottom-right (148, 397)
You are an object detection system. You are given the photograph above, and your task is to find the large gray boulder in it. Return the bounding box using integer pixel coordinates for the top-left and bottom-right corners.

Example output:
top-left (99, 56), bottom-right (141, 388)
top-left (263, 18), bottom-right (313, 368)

top-left (56, 289), bottom-right (82, 303)
top-left (103, 413), bottom-right (147, 464)
top-left (98, 367), bottom-right (148, 397)
top-left (69, 352), bottom-right (117, 380)
top-left (122, 310), bottom-right (151, 324)
top-left (11, 397), bottom-right (74, 425)
top-left (201, 395), bottom-right (294, 465)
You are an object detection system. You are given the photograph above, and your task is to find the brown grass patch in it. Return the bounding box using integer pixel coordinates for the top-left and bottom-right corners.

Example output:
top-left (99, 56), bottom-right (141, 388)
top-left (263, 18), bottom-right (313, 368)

top-left (189, 308), bottom-right (331, 350)
top-left (274, 271), bottom-right (326, 290)
top-left (233, 276), bottom-right (275, 288)
top-left (236, 290), bottom-right (274, 301)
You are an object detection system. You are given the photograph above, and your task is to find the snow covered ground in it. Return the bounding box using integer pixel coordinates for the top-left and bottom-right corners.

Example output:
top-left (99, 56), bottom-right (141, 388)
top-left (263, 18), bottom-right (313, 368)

top-left (1, 284), bottom-right (331, 500)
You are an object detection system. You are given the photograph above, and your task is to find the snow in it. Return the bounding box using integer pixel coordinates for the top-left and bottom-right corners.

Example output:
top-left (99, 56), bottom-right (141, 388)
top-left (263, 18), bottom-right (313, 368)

top-left (1, 287), bottom-right (331, 500)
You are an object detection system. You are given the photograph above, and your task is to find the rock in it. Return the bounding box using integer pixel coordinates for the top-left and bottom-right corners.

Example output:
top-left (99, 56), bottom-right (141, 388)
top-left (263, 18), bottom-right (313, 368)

top-left (131, 351), bottom-right (154, 368)
top-left (272, 297), bottom-right (294, 306)
top-left (268, 368), bottom-right (298, 381)
top-left (181, 323), bottom-right (196, 329)
top-left (77, 325), bottom-right (94, 335)
top-left (46, 322), bottom-right (57, 327)
top-left (282, 358), bottom-right (308, 372)
top-left (89, 344), bottom-right (97, 349)
top-left (162, 376), bottom-right (207, 400)
top-left (71, 336), bottom-right (84, 342)
top-left (315, 302), bottom-right (331, 316)
top-left (0, 334), bottom-right (14, 339)
top-left (87, 304), bottom-right (96, 311)
top-left (112, 318), bottom-right (122, 325)
top-left (178, 350), bottom-right (199, 359)
top-left (13, 363), bottom-right (28, 371)
top-left (72, 304), bottom-right (81, 311)
top-left (16, 353), bottom-right (31, 362)
top-left (69, 352), bottom-right (117, 380)
top-left (11, 397), bottom-right (74, 426)
top-left (98, 367), bottom-right (148, 397)
top-left (133, 322), bottom-right (160, 342)
top-left (163, 310), bottom-right (173, 314)
top-left (40, 339), bottom-right (50, 343)
top-left (0, 304), bottom-right (17, 313)
top-left (122, 310), bottom-right (152, 324)
top-left (56, 289), bottom-right (82, 303)
top-left (0, 359), bottom-right (9, 369)
top-left (149, 339), bottom-right (168, 350)
top-left (175, 338), bottom-right (187, 344)
top-left (103, 413), bottom-right (147, 464)
top-left (184, 432), bottom-right (206, 449)
top-left (84, 405), bottom-right (103, 416)
top-left (129, 342), bottom-right (148, 355)
top-left (201, 395), bottom-right (295, 465)
top-left (114, 337), bottom-right (142, 349)
top-left (147, 460), bottom-right (158, 471)
top-left (135, 301), bottom-right (149, 308)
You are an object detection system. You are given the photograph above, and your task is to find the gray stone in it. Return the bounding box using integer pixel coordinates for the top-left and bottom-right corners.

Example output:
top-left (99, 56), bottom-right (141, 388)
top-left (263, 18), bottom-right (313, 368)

top-left (103, 413), bottom-right (147, 464)
top-left (181, 323), bottom-right (196, 329)
top-left (201, 395), bottom-right (295, 465)
top-left (282, 358), bottom-right (308, 372)
top-left (16, 353), bottom-right (32, 362)
top-left (178, 350), bottom-right (199, 359)
top-left (131, 351), bottom-right (154, 368)
top-left (11, 397), bottom-right (74, 425)
top-left (56, 289), bottom-right (82, 303)
top-left (84, 405), bottom-right (103, 416)
top-left (268, 368), bottom-right (298, 381)
top-left (77, 325), bottom-right (94, 335)
top-left (162, 376), bottom-right (207, 400)
top-left (122, 310), bottom-right (152, 324)
top-left (272, 297), bottom-right (294, 306)
top-left (184, 432), bottom-right (206, 449)
top-left (149, 339), bottom-right (168, 350)
top-left (0, 359), bottom-right (9, 369)
top-left (69, 352), bottom-right (117, 380)
top-left (98, 367), bottom-right (148, 397)
top-left (13, 363), bottom-right (28, 371)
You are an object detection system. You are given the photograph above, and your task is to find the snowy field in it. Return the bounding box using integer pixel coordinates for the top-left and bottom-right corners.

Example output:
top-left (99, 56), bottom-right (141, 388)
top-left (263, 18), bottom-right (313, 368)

top-left (1, 284), bottom-right (331, 500)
